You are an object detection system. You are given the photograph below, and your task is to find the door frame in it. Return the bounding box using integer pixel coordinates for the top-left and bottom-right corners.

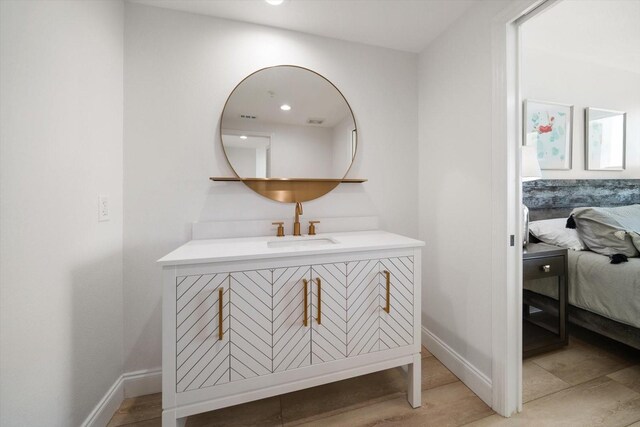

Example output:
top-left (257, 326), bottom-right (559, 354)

top-left (490, 0), bottom-right (560, 417)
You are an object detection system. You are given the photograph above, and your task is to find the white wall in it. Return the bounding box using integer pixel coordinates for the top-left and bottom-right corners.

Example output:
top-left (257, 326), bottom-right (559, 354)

top-left (418, 0), bottom-right (512, 391)
top-left (0, 1), bottom-right (124, 426)
top-left (224, 118), bottom-right (335, 178)
top-left (417, 0), bottom-right (639, 407)
top-left (269, 124), bottom-right (332, 178)
top-left (332, 115), bottom-right (356, 177)
top-left (124, 3), bottom-right (418, 373)
top-left (225, 146), bottom-right (258, 177)
top-left (521, 47), bottom-right (640, 178)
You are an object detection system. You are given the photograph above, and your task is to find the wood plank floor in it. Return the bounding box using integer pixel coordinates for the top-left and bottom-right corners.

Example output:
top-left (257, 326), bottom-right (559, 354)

top-left (469, 327), bottom-right (640, 427)
top-left (109, 332), bottom-right (640, 427)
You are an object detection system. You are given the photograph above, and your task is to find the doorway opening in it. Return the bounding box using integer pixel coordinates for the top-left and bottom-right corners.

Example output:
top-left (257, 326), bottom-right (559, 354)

top-left (501, 0), bottom-right (640, 420)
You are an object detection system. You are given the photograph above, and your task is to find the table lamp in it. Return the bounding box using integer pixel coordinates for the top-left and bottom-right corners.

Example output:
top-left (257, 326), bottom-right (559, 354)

top-left (522, 140), bottom-right (542, 247)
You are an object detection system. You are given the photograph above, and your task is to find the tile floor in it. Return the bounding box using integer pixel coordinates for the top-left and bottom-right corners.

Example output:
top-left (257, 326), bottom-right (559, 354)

top-left (109, 330), bottom-right (640, 427)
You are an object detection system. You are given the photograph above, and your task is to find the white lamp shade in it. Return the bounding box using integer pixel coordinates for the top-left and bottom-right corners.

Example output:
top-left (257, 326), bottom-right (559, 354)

top-left (522, 144), bottom-right (542, 182)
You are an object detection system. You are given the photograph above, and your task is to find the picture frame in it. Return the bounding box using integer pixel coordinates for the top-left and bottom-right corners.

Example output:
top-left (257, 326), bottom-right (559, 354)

top-left (585, 107), bottom-right (626, 171)
top-left (523, 100), bottom-right (573, 170)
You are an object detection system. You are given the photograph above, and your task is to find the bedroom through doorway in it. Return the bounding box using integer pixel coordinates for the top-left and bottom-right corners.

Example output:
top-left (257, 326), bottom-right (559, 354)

top-left (517, 0), bottom-right (640, 423)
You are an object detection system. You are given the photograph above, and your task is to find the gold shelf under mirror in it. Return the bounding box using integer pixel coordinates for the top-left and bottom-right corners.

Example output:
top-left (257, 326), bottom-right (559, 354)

top-left (210, 177), bottom-right (367, 183)
top-left (210, 177), bottom-right (367, 203)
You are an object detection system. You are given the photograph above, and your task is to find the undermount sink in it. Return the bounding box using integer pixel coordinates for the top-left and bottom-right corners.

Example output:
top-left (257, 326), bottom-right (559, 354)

top-left (267, 237), bottom-right (337, 248)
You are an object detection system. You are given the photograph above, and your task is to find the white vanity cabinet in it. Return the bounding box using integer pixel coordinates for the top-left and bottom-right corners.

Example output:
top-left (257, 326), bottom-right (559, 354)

top-left (272, 266), bottom-right (312, 373)
top-left (230, 270), bottom-right (273, 381)
top-left (310, 263), bottom-right (348, 365)
top-left (159, 231), bottom-right (424, 427)
top-left (175, 273), bottom-right (229, 393)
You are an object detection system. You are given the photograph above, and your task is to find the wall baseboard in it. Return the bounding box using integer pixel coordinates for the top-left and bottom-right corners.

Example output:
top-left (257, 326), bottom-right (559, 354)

top-left (421, 326), bottom-right (492, 405)
top-left (83, 329), bottom-right (493, 426)
top-left (81, 368), bottom-right (162, 427)
top-left (80, 376), bottom-right (123, 427)
top-left (123, 368), bottom-right (162, 398)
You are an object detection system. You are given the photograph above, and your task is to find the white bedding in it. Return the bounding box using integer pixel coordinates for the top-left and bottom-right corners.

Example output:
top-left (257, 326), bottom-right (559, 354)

top-left (524, 248), bottom-right (640, 329)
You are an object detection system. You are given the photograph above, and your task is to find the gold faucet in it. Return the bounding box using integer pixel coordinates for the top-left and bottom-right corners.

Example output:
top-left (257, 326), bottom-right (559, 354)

top-left (293, 202), bottom-right (303, 236)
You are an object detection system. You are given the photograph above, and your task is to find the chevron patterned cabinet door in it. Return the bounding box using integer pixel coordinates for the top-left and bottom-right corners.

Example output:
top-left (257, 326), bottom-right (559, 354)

top-left (346, 259), bottom-right (381, 357)
top-left (230, 270), bottom-right (273, 382)
top-left (311, 263), bottom-right (348, 365)
top-left (272, 266), bottom-right (312, 373)
top-left (176, 273), bottom-right (230, 393)
top-left (379, 257), bottom-right (414, 350)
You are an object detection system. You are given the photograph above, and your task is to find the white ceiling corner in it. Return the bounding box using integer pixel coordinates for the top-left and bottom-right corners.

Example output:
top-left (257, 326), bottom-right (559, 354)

top-left (127, 0), bottom-right (476, 53)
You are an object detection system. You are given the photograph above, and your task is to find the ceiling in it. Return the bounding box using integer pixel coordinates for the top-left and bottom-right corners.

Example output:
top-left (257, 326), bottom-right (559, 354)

top-left (522, 0), bottom-right (640, 74)
top-left (128, 0), bottom-right (476, 53)
top-left (222, 66), bottom-right (352, 128)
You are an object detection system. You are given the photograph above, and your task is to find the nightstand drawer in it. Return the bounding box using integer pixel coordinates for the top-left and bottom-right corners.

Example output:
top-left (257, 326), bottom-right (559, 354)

top-left (523, 256), bottom-right (565, 280)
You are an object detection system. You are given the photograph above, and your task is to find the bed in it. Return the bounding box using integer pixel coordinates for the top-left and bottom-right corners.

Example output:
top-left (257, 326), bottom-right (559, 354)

top-left (522, 179), bottom-right (640, 350)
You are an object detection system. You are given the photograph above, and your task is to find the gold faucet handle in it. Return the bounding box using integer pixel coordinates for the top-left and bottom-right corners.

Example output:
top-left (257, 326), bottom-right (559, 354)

top-left (308, 221), bottom-right (320, 236)
top-left (272, 222), bottom-right (285, 237)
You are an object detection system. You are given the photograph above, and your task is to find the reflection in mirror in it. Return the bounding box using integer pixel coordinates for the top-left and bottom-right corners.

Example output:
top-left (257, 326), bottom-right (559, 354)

top-left (586, 108), bottom-right (626, 171)
top-left (221, 66), bottom-right (356, 179)
top-left (222, 132), bottom-right (270, 178)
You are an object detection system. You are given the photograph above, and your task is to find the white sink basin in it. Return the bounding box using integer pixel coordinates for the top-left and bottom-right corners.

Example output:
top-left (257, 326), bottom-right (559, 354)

top-left (267, 237), bottom-right (337, 249)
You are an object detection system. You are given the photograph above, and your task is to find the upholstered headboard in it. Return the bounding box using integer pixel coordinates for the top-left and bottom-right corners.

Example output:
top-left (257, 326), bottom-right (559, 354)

top-left (523, 179), bottom-right (640, 221)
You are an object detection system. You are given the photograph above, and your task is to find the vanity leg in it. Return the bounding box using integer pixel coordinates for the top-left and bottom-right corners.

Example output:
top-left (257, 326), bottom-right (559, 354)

top-left (162, 409), bottom-right (186, 427)
top-left (407, 353), bottom-right (422, 408)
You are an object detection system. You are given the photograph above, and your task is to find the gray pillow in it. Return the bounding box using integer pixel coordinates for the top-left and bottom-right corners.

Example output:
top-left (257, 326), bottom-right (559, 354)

top-left (570, 204), bottom-right (640, 257)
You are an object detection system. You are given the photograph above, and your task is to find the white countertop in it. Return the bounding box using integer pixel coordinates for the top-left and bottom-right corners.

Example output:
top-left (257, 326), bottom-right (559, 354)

top-left (158, 230), bottom-right (424, 266)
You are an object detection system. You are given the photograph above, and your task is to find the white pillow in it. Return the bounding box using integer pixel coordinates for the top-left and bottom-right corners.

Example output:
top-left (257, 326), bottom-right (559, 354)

top-left (529, 218), bottom-right (585, 251)
top-left (569, 205), bottom-right (640, 257)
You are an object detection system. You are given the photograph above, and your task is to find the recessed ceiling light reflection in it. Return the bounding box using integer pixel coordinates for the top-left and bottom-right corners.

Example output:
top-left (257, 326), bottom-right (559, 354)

top-left (265, 0), bottom-right (284, 5)
top-left (280, 104), bottom-right (291, 111)
top-left (240, 135), bottom-right (248, 140)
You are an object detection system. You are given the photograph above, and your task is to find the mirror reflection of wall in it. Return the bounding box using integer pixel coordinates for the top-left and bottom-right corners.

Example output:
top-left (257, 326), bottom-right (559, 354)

top-left (222, 132), bottom-right (270, 178)
top-left (586, 108), bottom-right (626, 171)
top-left (221, 66), bottom-right (356, 179)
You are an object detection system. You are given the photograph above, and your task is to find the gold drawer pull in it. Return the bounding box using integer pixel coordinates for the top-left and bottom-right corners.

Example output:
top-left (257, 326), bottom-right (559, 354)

top-left (383, 270), bottom-right (391, 313)
top-left (541, 265), bottom-right (551, 273)
top-left (218, 288), bottom-right (224, 340)
top-left (303, 279), bottom-right (309, 327)
top-left (316, 278), bottom-right (322, 325)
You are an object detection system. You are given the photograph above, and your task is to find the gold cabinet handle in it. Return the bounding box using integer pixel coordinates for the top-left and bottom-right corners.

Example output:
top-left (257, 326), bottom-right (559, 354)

top-left (218, 287), bottom-right (224, 340)
top-left (383, 270), bottom-right (391, 313)
top-left (303, 279), bottom-right (309, 327)
top-left (316, 278), bottom-right (322, 325)
top-left (541, 264), bottom-right (551, 273)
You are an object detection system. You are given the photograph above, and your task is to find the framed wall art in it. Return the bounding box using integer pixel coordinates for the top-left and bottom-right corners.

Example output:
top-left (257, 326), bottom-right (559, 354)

top-left (524, 100), bottom-right (573, 170)
top-left (585, 107), bottom-right (626, 171)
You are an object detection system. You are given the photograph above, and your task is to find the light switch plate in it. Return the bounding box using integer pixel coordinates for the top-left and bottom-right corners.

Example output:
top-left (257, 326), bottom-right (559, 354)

top-left (98, 195), bottom-right (110, 222)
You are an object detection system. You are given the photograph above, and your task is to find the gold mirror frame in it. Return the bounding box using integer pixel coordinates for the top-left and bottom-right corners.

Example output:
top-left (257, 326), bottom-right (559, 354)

top-left (215, 65), bottom-right (364, 203)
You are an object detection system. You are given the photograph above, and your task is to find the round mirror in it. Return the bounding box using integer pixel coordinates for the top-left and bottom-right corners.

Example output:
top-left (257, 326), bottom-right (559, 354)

top-left (221, 66), bottom-right (357, 182)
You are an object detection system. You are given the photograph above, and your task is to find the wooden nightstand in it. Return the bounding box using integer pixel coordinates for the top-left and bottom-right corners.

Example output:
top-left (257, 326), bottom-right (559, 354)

top-left (522, 243), bottom-right (569, 358)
